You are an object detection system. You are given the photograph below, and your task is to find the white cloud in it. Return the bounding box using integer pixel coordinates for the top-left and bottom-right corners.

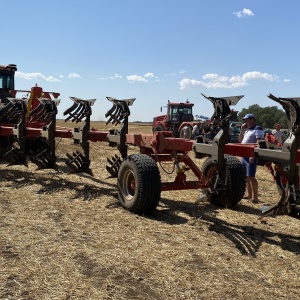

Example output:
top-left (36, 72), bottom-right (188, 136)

top-left (127, 75), bottom-right (148, 83)
top-left (68, 73), bottom-right (81, 78)
top-left (15, 71), bottom-right (62, 82)
top-left (179, 78), bottom-right (207, 89)
top-left (144, 72), bottom-right (154, 78)
top-left (283, 78), bottom-right (291, 82)
top-left (203, 74), bottom-right (229, 82)
top-left (179, 71), bottom-right (278, 90)
top-left (59, 75), bottom-right (64, 78)
top-left (170, 70), bottom-right (186, 76)
top-left (99, 72), bottom-right (155, 82)
top-left (109, 73), bottom-right (122, 79)
top-left (233, 8), bottom-right (254, 18)
top-left (46, 76), bottom-right (61, 82)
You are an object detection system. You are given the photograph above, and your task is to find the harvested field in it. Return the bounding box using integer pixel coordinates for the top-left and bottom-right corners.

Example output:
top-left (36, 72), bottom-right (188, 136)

top-left (0, 122), bottom-right (299, 300)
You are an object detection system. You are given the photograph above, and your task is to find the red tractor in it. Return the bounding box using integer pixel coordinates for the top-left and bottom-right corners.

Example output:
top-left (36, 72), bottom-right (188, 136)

top-left (0, 64), bottom-right (17, 103)
top-left (0, 64), bottom-right (61, 164)
top-left (152, 100), bottom-right (196, 138)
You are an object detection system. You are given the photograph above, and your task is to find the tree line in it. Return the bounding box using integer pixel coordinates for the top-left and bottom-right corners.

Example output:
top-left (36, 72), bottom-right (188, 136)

top-left (238, 104), bottom-right (287, 129)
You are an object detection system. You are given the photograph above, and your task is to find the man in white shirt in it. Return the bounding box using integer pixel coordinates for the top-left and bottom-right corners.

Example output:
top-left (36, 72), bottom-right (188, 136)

top-left (180, 124), bottom-right (192, 139)
top-left (192, 122), bottom-right (200, 139)
top-left (238, 113), bottom-right (264, 203)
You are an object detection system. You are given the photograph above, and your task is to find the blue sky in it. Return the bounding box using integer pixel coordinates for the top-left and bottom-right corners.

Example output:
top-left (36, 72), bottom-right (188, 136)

top-left (2, 1), bottom-right (300, 122)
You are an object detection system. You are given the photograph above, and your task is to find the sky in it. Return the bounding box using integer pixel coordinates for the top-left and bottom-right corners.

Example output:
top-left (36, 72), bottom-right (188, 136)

top-left (2, 0), bottom-right (300, 122)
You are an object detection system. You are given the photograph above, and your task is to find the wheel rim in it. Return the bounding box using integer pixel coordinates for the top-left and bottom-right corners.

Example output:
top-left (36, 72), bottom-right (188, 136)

top-left (122, 169), bottom-right (136, 201)
top-left (206, 166), bottom-right (218, 190)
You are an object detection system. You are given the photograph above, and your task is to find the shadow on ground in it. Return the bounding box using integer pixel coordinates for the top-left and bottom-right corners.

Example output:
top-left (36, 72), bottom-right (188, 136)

top-left (149, 197), bottom-right (300, 257)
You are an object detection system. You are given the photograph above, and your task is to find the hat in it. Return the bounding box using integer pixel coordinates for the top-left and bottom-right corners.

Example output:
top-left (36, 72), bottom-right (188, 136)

top-left (275, 124), bottom-right (281, 127)
top-left (242, 113), bottom-right (255, 120)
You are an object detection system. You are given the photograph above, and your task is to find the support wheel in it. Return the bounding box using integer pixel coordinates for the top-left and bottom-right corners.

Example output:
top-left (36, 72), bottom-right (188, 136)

top-left (118, 154), bottom-right (161, 214)
top-left (202, 154), bottom-right (245, 207)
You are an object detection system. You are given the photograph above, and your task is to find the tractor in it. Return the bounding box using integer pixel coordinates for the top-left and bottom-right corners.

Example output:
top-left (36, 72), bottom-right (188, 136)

top-left (0, 64), bottom-right (17, 103)
top-left (152, 100), bottom-right (195, 138)
top-left (0, 64), bottom-right (61, 165)
top-left (152, 99), bottom-right (240, 141)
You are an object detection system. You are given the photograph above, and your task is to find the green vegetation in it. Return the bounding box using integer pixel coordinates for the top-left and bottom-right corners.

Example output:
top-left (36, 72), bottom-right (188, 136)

top-left (238, 104), bottom-right (287, 129)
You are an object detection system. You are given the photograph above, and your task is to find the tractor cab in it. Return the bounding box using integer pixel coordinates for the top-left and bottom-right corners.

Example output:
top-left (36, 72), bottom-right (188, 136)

top-left (153, 100), bottom-right (195, 137)
top-left (0, 64), bottom-right (17, 103)
top-left (166, 101), bottom-right (194, 123)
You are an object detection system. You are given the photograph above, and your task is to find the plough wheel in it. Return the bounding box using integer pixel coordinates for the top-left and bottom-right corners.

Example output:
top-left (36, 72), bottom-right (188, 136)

top-left (202, 154), bottom-right (245, 207)
top-left (117, 154), bottom-right (161, 214)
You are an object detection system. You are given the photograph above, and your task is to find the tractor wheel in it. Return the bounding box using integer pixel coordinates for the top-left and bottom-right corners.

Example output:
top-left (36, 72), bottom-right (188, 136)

top-left (201, 154), bottom-right (245, 207)
top-left (154, 125), bottom-right (164, 132)
top-left (117, 154), bottom-right (161, 214)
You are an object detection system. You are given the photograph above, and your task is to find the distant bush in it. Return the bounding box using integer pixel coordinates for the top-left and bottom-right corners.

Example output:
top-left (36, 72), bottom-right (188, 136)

top-left (238, 104), bottom-right (287, 129)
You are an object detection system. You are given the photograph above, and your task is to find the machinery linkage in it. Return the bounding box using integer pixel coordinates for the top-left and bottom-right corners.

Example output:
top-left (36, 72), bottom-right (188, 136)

top-left (61, 97), bottom-right (135, 176)
top-left (29, 97), bottom-right (60, 123)
top-left (63, 97), bottom-right (95, 123)
top-left (105, 97), bottom-right (135, 178)
top-left (63, 97), bottom-right (95, 175)
top-left (0, 96), bottom-right (61, 169)
top-left (0, 80), bottom-right (299, 219)
top-left (0, 97), bottom-right (31, 166)
top-left (258, 94), bottom-right (300, 219)
top-left (105, 97), bottom-right (135, 125)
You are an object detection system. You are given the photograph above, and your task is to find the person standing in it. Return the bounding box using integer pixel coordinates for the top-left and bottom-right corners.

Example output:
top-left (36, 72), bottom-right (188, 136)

top-left (180, 124), bottom-right (192, 139)
top-left (192, 122), bottom-right (200, 139)
top-left (272, 123), bottom-right (284, 145)
top-left (238, 113), bottom-right (264, 203)
top-left (203, 121), bottom-right (211, 140)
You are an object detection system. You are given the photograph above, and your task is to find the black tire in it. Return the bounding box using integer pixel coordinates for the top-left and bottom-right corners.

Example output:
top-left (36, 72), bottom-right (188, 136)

top-left (0, 136), bottom-right (13, 157)
top-left (154, 125), bottom-right (164, 132)
top-left (275, 170), bottom-right (285, 196)
top-left (117, 154), bottom-right (161, 214)
top-left (201, 154), bottom-right (245, 207)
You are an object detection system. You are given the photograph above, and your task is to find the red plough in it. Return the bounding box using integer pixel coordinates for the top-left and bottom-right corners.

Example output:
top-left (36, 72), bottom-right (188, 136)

top-left (0, 64), bottom-right (299, 218)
